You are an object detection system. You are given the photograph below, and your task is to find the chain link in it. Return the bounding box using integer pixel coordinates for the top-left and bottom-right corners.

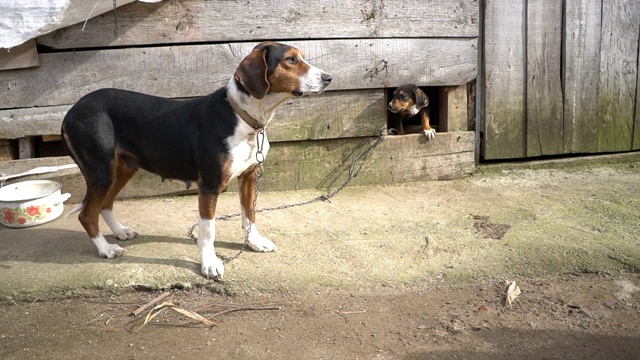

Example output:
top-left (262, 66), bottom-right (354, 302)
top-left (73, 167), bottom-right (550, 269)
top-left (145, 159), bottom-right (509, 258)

top-left (112, 0), bottom-right (119, 37)
top-left (188, 128), bottom-right (388, 263)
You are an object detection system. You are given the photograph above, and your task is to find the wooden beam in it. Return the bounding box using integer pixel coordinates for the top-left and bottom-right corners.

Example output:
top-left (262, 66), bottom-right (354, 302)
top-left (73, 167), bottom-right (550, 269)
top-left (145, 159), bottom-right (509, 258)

top-left (439, 85), bottom-right (468, 132)
top-left (264, 132), bottom-right (475, 191)
top-left (18, 137), bottom-right (36, 159)
top-left (270, 90), bottom-right (386, 142)
top-left (482, 0), bottom-right (527, 160)
top-left (0, 38), bottom-right (477, 109)
top-left (0, 105), bottom-right (69, 139)
top-left (563, 0), bottom-right (601, 154)
top-left (526, 0), bottom-right (564, 157)
top-left (37, 0), bottom-right (479, 49)
top-left (0, 40), bottom-right (39, 71)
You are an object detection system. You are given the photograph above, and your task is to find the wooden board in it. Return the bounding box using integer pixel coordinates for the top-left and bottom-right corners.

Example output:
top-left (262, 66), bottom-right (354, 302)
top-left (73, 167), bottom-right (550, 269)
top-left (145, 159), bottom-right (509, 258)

top-left (0, 90), bottom-right (386, 142)
top-left (0, 40), bottom-right (39, 70)
top-left (563, 0), bottom-right (601, 154)
top-left (247, 132), bottom-right (475, 191)
top-left (635, 43), bottom-right (640, 151)
top-left (596, 0), bottom-right (640, 152)
top-left (0, 140), bottom-right (13, 161)
top-left (269, 90), bottom-right (386, 142)
top-left (439, 85), bottom-right (468, 132)
top-left (0, 132), bottom-right (475, 201)
top-left (482, 0), bottom-right (526, 160)
top-left (0, 105), bottom-right (69, 139)
top-left (0, 38), bottom-right (477, 110)
top-left (526, 0), bottom-right (564, 157)
top-left (37, 0), bottom-right (479, 49)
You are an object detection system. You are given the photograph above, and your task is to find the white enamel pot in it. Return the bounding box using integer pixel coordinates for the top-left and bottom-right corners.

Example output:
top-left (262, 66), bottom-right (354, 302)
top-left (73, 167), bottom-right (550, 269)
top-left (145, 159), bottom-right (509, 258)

top-left (0, 180), bottom-right (71, 228)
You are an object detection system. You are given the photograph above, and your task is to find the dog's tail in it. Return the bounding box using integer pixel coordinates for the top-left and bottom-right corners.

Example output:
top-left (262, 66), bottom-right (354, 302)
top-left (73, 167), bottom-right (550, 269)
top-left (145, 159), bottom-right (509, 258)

top-left (65, 200), bottom-right (84, 219)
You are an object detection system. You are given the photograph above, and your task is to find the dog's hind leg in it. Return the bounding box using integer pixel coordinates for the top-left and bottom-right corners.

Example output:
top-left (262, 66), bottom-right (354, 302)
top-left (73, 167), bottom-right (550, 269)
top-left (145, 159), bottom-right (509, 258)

top-left (100, 158), bottom-right (138, 241)
top-left (78, 173), bottom-right (125, 259)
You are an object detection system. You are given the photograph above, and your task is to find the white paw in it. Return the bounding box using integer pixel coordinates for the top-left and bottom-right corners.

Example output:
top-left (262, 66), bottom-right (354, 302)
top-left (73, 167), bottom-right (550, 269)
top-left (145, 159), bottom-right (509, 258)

top-left (98, 243), bottom-right (125, 259)
top-left (201, 251), bottom-right (224, 280)
top-left (247, 228), bottom-right (277, 252)
top-left (114, 227), bottom-right (138, 241)
top-left (422, 129), bottom-right (436, 140)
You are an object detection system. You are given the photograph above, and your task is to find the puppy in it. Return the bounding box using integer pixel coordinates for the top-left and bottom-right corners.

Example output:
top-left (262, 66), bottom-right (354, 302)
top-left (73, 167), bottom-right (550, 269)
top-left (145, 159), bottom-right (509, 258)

top-left (61, 42), bottom-right (332, 279)
top-left (387, 84), bottom-right (436, 139)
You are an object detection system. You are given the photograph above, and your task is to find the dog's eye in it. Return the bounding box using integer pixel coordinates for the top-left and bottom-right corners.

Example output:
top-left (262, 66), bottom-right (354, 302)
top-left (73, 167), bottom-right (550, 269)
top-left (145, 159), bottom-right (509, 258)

top-left (400, 93), bottom-right (408, 100)
top-left (286, 56), bottom-right (298, 64)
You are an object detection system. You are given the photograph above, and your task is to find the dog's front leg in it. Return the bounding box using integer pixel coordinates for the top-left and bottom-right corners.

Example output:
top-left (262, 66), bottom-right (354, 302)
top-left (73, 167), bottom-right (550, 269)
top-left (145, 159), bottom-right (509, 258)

top-left (197, 190), bottom-right (224, 280)
top-left (238, 169), bottom-right (277, 252)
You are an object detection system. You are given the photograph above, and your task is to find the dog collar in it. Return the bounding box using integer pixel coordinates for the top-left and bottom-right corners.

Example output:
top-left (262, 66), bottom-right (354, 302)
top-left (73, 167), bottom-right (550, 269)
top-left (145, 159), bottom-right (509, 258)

top-left (227, 96), bottom-right (264, 131)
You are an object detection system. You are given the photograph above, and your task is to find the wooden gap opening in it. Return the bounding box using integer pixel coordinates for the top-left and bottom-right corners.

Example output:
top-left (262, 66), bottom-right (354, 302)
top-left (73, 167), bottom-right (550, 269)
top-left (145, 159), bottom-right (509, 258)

top-left (385, 83), bottom-right (472, 135)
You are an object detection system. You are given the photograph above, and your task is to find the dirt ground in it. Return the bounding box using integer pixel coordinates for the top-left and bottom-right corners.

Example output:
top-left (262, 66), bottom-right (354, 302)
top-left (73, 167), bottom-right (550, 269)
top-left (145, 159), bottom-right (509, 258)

top-left (1, 154), bottom-right (640, 359)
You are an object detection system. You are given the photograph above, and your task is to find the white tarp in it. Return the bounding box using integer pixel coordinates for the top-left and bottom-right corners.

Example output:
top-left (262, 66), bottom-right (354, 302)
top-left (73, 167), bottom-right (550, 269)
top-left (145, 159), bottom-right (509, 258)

top-left (0, 0), bottom-right (160, 49)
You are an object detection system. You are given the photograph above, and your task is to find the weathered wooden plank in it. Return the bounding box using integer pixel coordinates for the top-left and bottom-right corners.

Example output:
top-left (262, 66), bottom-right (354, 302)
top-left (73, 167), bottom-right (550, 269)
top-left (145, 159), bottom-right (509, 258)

top-left (563, 0), bottom-right (601, 154)
top-left (0, 132), bottom-right (475, 200)
top-left (439, 85), bottom-right (468, 132)
top-left (482, 0), bottom-right (526, 160)
top-left (0, 140), bottom-right (14, 161)
top-left (0, 105), bottom-right (69, 139)
top-left (635, 40), bottom-right (640, 151)
top-left (596, 0), bottom-right (640, 152)
top-left (37, 0), bottom-right (479, 50)
top-left (526, 0), bottom-right (564, 157)
top-left (269, 90), bottom-right (386, 142)
top-left (0, 40), bottom-right (39, 70)
top-left (0, 38), bottom-right (477, 109)
top-left (264, 132), bottom-right (475, 191)
top-left (18, 137), bottom-right (36, 159)
top-left (0, 91), bottom-right (385, 142)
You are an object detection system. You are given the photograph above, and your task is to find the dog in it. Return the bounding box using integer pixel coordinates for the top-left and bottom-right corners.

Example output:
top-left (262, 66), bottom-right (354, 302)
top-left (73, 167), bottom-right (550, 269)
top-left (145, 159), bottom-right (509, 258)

top-left (387, 84), bottom-right (436, 139)
top-left (61, 42), bottom-right (332, 280)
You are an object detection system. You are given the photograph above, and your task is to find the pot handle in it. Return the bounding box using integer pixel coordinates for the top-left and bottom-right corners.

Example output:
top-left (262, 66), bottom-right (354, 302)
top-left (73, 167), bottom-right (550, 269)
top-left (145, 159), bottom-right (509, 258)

top-left (54, 193), bottom-right (71, 206)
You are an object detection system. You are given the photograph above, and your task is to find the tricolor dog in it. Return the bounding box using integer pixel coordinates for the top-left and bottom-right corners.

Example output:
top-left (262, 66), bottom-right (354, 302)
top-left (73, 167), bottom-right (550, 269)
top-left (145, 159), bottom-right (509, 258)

top-left (61, 42), bottom-right (332, 280)
top-left (387, 84), bottom-right (436, 139)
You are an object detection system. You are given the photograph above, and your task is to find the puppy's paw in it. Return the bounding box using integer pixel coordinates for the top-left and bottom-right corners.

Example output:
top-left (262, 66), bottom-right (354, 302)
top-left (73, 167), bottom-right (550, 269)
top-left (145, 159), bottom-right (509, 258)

top-left (422, 129), bottom-right (436, 140)
top-left (114, 227), bottom-right (138, 241)
top-left (201, 252), bottom-right (224, 280)
top-left (98, 243), bottom-right (125, 259)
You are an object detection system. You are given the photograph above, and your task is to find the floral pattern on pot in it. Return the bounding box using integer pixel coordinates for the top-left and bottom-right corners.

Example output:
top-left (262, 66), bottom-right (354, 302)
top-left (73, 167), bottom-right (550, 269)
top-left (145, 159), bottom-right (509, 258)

top-left (1, 204), bottom-right (53, 225)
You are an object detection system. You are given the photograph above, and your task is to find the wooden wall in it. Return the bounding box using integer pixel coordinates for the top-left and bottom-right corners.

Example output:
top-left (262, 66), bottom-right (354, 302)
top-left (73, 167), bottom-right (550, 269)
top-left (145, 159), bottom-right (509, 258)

top-left (0, 0), bottom-right (478, 191)
top-left (482, 0), bottom-right (640, 160)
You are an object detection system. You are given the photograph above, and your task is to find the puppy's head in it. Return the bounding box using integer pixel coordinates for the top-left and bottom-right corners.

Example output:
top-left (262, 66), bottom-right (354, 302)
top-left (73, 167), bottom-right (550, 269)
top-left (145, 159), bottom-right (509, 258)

top-left (234, 42), bottom-right (332, 99)
top-left (387, 84), bottom-right (429, 117)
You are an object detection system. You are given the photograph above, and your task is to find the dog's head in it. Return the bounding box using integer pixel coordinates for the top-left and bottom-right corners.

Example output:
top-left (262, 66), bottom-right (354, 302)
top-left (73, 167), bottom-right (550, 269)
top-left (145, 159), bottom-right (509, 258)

top-left (234, 42), bottom-right (332, 99)
top-left (387, 84), bottom-right (429, 117)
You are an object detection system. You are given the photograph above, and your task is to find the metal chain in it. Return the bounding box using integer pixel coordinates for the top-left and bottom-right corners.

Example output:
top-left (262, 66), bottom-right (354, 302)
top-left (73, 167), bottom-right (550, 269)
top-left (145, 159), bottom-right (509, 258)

top-left (188, 130), bottom-right (266, 263)
top-left (188, 128), bottom-right (387, 262)
top-left (112, 0), bottom-right (119, 37)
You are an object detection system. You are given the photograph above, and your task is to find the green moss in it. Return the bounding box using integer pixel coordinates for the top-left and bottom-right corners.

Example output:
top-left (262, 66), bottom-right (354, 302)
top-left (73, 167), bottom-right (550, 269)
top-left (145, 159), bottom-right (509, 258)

top-left (596, 91), bottom-right (635, 152)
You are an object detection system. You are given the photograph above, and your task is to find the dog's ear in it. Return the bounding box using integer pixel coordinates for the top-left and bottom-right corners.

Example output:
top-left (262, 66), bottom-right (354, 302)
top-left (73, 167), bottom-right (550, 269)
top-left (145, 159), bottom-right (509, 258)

top-left (415, 88), bottom-right (429, 109)
top-left (234, 45), bottom-right (270, 99)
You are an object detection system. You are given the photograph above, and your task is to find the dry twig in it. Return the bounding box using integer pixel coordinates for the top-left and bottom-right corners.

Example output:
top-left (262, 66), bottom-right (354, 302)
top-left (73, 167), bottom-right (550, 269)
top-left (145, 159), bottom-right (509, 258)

top-left (131, 291), bottom-right (171, 317)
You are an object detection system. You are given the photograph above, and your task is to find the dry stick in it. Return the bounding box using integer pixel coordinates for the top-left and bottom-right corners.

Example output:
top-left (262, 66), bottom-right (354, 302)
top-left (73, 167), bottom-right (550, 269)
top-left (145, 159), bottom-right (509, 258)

top-left (131, 291), bottom-right (171, 317)
top-left (207, 305), bottom-right (282, 320)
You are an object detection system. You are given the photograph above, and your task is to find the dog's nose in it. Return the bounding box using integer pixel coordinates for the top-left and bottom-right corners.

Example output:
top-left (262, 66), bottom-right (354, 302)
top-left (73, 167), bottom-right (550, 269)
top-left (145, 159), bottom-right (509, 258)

top-left (322, 73), bottom-right (332, 84)
top-left (387, 102), bottom-right (394, 110)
